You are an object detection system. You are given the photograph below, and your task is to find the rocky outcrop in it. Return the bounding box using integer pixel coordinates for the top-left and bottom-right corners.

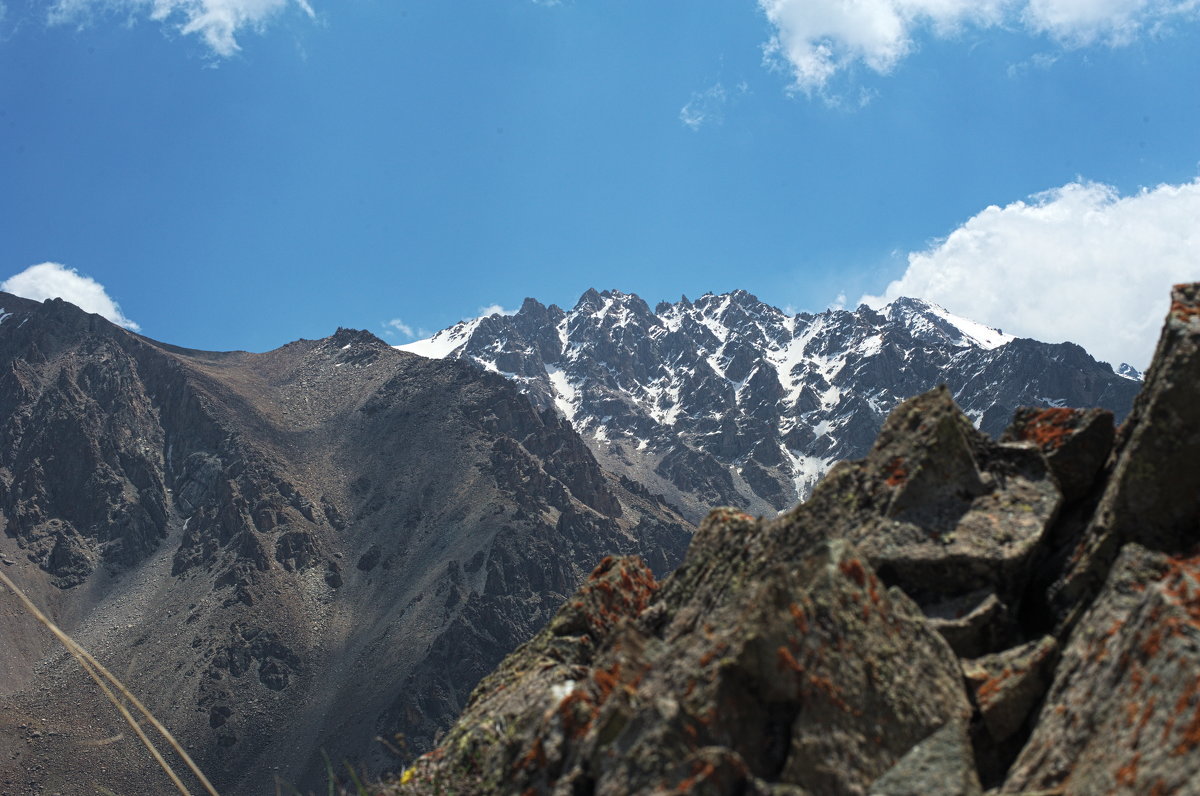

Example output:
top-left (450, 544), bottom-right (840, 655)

top-left (389, 284), bottom-right (1200, 795)
top-left (0, 294), bottom-right (692, 796)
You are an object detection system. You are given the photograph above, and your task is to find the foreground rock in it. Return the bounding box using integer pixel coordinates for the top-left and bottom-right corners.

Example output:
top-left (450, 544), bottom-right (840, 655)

top-left (387, 284), bottom-right (1200, 795)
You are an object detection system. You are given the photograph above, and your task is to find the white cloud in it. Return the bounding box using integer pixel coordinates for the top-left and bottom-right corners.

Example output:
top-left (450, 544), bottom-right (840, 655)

top-left (758, 0), bottom-right (1200, 93)
top-left (2, 262), bottom-right (141, 331)
top-left (1024, 0), bottom-right (1200, 45)
top-left (478, 304), bottom-right (515, 317)
top-left (48, 0), bottom-right (315, 57)
top-left (383, 318), bottom-right (416, 339)
top-left (860, 178), bottom-right (1200, 370)
top-left (680, 83), bottom-right (729, 130)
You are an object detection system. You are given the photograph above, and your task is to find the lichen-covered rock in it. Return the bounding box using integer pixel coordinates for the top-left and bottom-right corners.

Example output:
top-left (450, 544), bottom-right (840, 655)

top-left (795, 385), bottom-right (1062, 608)
top-left (1052, 283), bottom-right (1200, 627)
top-left (867, 721), bottom-right (982, 796)
top-left (1001, 406), bottom-right (1114, 503)
top-left (924, 591), bottom-right (1014, 659)
top-left (1004, 545), bottom-right (1200, 794)
top-left (962, 635), bottom-right (1058, 743)
top-left (394, 520), bottom-right (973, 795)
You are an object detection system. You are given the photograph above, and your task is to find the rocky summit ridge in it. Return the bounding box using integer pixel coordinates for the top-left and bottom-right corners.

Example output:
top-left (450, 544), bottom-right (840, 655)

top-left (402, 290), bottom-right (1139, 522)
top-left (390, 284), bottom-right (1200, 796)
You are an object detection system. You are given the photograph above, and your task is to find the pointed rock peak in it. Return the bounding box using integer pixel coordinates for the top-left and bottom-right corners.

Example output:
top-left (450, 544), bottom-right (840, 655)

top-left (575, 288), bottom-right (604, 311)
top-left (727, 288), bottom-right (762, 306)
top-left (328, 327), bottom-right (389, 349)
top-left (679, 294), bottom-right (692, 308)
top-left (519, 297), bottom-right (545, 315)
top-left (1116, 363), bottom-right (1143, 381)
top-left (885, 296), bottom-right (1014, 350)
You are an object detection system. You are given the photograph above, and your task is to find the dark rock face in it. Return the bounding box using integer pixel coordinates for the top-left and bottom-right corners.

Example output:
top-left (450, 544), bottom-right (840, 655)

top-left (403, 289), bottom-right (1140, 521)
top-left (0, 295), bottom-right (692, 796)
top-left (389, 284), bottom-right (1200, 796)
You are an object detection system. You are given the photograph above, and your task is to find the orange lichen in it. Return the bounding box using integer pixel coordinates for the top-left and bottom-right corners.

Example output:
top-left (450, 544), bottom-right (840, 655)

top-left (515, 738), bottom-right (547, 771)
top-left (777, 646), bottom-right (803, 673)
top-left (807, 673), bottom-right (859, 715)
top-left (839, 558), bottom-right (868, 588)
top-left (699, 643), bottom-right (727, 668)
top-left (558, 690), bottom-right (595, 739)
top-left (787, 605), bottom-right (806, 633)
top-left (1170, 297), bottom-right (1200, 323)
top-left (977, 666), bottom-right (1018, 704)
top-left (1115, 753), bottom-right (1140, 786)
top-left (1017, 407), bottom-right (1078, 451)
top-left (577, 558), bottom-right (660, 634)
top-left (884, 457), bottom-right (908, 487)
top-left (1172, 698), bottom-right (1200, 756)
top-left (674, 760), bottom-right (717, 793)
top-left (593, 662), bottom-right (621, 702)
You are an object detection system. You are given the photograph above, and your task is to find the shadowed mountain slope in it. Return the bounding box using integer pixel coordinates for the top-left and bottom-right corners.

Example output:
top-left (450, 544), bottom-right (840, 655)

top-left (0, 292), bottom-right (691, 795)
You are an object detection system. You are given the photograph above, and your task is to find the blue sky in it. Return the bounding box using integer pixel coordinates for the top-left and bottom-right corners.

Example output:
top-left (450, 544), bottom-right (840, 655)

top-left (1, 0), bottom-right (1197, 368)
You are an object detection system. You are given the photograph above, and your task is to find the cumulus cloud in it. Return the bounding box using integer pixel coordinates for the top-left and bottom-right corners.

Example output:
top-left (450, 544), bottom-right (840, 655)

top-left (860, 178), bottom-right (1200, 370)
top-left (759, 0), bottom-right (1200, 93)
top-left (1024, 0), bottom-right (1200, 45)
top-left (48, 0), bottom-right (315, 57)
top-left (2, 262), bottom-right (141, 331)
top-left (478, 304), bottom-right (515, 317)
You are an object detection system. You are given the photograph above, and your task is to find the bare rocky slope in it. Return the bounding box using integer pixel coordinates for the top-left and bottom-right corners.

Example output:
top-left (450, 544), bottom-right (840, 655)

top-left (404, 290), bottom-right (1140, 522)
top-left (0, 292), bottom-right (692, 795)
top-left (392, 284), bottom-right (1200, 796)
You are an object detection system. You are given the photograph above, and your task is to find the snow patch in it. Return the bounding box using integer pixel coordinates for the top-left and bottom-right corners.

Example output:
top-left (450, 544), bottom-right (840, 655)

top-left (398, 317), bottom-right (482, 359)
top-left (545, 364), bottom-right (579, 422)
top-left (781, 446), bottom-right (835, 504)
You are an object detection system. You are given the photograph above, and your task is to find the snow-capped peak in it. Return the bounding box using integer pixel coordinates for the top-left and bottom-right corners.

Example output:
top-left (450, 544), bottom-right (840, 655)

top-left (397, 288), bottom-right (1137, 521)
top-left (884, 297), bottom-right (1015, 350)
top-left (398, 316), bottom-right (482, 359)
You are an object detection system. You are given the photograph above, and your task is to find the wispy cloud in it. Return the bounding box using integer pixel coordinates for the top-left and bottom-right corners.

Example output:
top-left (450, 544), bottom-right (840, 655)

top-left (478, 304), bottom-right (515, 317)
top-left (48, 0), bottom-right (316, 57)
top-left (1, 262), bottom-right (140, 330)
top-left (680, 83), bottom-right (729, 131)
top-left (860, 177), bottom-right (1200, 370)
top-left (759, 0), bottom-right (1200, 94)
top-left (383, 318), bottom-right (416, 339)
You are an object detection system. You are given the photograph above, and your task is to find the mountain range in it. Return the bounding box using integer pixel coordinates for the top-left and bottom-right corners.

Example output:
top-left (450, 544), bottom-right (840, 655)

top-left (402, 289), bottom-right (1141, 521)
